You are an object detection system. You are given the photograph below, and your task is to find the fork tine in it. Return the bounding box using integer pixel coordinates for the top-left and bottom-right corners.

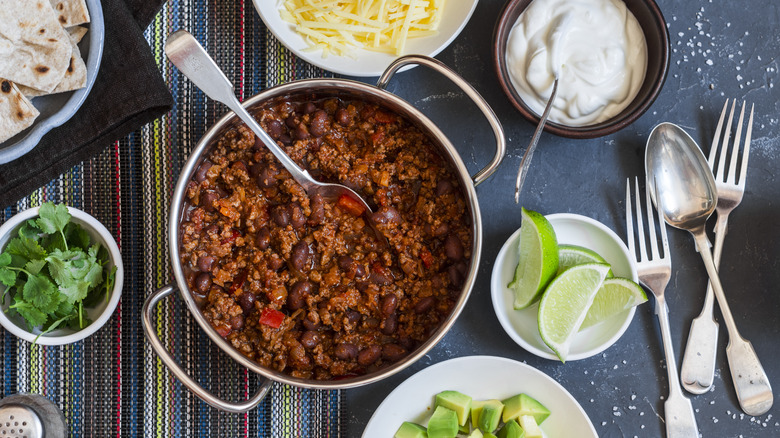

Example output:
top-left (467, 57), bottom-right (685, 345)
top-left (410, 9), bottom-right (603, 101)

top-left (645, 179), bottom-right (660, 260)
top-left (653, 177), bottom-right (671, 259)
top-left (738, 103), bottom-right (754, 188)
top-left (634, 177), bottom-right (648, 263)
top-left (715, 99), bottom-right (737, 182)
top-left (708, 100), bottom-right (730, 170)
top-left (727, 101), bottom-right (746, 185)
top-left (626, 178), bottom-right (636, 259)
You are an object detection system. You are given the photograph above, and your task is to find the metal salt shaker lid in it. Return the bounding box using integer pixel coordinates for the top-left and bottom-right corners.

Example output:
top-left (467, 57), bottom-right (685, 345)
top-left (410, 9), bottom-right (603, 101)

top-left (0, 394), bottom-right (67, 438)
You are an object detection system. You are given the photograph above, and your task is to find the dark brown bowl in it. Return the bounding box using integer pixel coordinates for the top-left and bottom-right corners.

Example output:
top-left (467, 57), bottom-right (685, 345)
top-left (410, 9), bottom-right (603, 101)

top-left (493, 0), bottom-right (670, 139)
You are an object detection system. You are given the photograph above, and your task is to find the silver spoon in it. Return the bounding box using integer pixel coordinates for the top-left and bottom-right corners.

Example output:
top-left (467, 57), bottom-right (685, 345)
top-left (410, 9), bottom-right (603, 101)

top-left (645, 122), bottom-right (773, 416)
top-left (165, 30), bottom-right (373, 214)
top-left (514, 78), bottom-right (558, 203)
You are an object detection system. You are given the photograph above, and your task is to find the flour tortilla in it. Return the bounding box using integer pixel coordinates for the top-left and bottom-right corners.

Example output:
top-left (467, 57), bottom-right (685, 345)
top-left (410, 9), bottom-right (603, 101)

top-left (49, 0), bottom-right (90, 27)
top-left (0, 0), bottom-right (72, 93)
top-left (0, 80), bottom-right (40, 143)
top-left (19, 40), bottom-right (87, 98)
top-left (67, 25), bottom-right (89, 44)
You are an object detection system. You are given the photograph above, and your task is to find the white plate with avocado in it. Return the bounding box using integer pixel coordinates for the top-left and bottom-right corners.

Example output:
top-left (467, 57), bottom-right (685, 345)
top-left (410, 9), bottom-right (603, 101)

top-left (362, 355), bottom-right (597, 437)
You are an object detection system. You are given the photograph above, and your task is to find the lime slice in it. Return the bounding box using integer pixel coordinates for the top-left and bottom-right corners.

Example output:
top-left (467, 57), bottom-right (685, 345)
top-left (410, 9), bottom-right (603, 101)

top-left (537, 263), bottom-right (611, 362)
top-left (557, 244), bottom-right (614, 278)
top-left (508, 208), bottom-right (559, 310)
top-left (580, 277), bottom-right (647, 330)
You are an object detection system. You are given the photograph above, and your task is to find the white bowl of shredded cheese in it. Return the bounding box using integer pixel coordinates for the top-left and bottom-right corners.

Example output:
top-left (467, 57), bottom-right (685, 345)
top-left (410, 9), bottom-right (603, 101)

top-left (255, 0), bottom-right (479, 77)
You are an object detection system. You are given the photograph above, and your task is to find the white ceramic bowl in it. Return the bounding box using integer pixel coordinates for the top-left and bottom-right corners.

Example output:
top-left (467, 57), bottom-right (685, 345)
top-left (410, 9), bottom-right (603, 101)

top-left (0, 206), bottom-right (123, 345)
top-left (491, 213), bottom-right (639, 361)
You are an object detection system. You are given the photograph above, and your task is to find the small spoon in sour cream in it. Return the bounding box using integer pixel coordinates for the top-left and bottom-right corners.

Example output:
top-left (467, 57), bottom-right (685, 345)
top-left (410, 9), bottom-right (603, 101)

top-left (514, 76), bottom-right (558, 202)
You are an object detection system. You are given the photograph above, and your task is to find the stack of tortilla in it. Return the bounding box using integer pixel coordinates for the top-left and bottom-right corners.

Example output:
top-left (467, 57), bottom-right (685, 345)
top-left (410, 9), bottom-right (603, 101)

top-left (0, 0), bottom-right (91, 143)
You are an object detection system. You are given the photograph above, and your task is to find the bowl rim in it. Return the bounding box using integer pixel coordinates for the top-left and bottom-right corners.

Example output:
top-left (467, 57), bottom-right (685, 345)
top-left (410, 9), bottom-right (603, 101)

top-left (490, 212), bottom-right (639, 361)
top-left (492, 0), bottom-right (670, 139)
top-left (0, 206), bottom-right (123, 345)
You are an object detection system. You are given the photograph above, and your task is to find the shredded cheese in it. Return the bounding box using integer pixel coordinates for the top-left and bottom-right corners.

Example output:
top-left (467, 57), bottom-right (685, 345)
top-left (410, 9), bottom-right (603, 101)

top-left (281, 0), bottom-right (445, 58)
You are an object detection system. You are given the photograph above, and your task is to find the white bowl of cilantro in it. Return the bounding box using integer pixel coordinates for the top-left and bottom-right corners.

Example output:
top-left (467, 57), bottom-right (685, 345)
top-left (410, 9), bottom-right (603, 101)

top-left (0, 202), bottom-right (123, 345)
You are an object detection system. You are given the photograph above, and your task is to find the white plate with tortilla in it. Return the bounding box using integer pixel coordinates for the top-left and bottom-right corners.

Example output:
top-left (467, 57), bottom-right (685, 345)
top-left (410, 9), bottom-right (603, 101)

top-left (0, 0), bottom-right (105, 164)
top-left (362, 355), bottom-right (597, 437)
top-left (253, 0), bottom-right (478, 77)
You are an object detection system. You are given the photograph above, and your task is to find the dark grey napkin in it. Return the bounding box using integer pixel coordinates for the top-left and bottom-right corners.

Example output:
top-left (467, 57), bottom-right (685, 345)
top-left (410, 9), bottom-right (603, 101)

top-left (0, 0), bottom-right (172, 209)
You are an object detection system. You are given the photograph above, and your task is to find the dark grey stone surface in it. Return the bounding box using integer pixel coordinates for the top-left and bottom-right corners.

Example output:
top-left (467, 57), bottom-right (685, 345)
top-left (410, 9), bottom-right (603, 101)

top-left (345, 1), bottom-right (780, 436)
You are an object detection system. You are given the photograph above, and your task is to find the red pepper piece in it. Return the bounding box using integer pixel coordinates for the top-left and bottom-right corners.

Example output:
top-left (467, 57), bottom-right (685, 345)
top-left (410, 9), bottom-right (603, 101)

top-left (228, 269), bottom-right (248, 293)
top-left (420, 247), bottom-right (434, 269)
top-left (259, 307), bottom-right (285, 329)
top-left (337, 194), bottom-right (366, 216)
top-left (221, 228), bottom-right (241, 245)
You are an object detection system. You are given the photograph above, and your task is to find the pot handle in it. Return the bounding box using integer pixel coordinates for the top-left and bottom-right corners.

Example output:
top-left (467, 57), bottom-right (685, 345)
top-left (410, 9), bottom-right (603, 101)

top-left (376, 55), bottom-right (505, 186)
top-left (142, 284), bottom-right (273, 413)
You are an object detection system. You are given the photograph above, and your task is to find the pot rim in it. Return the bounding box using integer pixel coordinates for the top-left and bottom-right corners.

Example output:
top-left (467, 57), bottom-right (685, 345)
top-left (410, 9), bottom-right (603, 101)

top-left (168, 78), bottom-right (483, 389)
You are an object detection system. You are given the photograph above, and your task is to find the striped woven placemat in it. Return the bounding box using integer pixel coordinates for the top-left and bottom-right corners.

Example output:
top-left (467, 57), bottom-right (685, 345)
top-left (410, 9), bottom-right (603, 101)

top-left (0, 2), bottom-right (345, 436)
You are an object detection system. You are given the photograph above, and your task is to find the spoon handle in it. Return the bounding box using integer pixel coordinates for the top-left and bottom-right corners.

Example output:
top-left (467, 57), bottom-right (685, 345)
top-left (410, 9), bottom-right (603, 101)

top-left (690, 230), bottom-right (773, 416)
top-left (164, 30), bottom-right (317, 192)
top-left (514, 78), bottom-right (558, 203)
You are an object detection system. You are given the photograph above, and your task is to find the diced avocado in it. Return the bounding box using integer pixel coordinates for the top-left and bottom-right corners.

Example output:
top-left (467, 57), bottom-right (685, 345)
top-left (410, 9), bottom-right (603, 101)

top-left (427, 406), bottom-right (459, 438)
top-left (517, 415), bottom-right (543, 438)
top-left (477, 399), bottom-right (504, 433)
top-left (470, 399), bottom-right (500, 431)
top-left (435, 390), bottom-right (473, 426)
top-left (483, 433), bottom-right (498, 438)
top-left (497, 419), bottom-right (525, 438)
top-left (459, 422), bottom-right (471, 434)
top-left (467, 428), bottom-right (484, 438)
top-left (395, 421), bottom-right (428, 438)
top-left (501, 394), bottom-right (550, 424)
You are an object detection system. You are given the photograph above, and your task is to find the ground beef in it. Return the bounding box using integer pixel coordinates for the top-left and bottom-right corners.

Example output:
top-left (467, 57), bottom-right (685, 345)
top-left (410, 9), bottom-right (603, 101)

top-left (179, 96), bottom-right (472, 380)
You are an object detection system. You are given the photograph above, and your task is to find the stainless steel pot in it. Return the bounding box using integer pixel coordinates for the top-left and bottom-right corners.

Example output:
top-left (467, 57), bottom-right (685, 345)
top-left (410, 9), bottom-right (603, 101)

top-left (142, 55), bottom-right (505, 413)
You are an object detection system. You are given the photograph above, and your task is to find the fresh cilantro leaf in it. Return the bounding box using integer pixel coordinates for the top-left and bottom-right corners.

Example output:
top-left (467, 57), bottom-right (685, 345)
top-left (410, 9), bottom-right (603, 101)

top-left (36, 202), bottom-right (71, 235)
top-left (6, 236), bottom-right (46, 261)
top-left (18, 220), bottom-right (42, 241)
top-left (65, 223), bottom-right (91, 251)
top-left (10, 299), bottom-right (48, 330)
top-left (0, 252), bottom-right (11, 267)
top-left (54, 298), bottom-right (75, 318)
top-left (23, 274), bottom-right (59, 314)
top-left (0, 267), bottom-right (16, 288)
top-left (24, 259), bottom-right (46, 275)
top-left (59, 280), bottom-right (91, 305)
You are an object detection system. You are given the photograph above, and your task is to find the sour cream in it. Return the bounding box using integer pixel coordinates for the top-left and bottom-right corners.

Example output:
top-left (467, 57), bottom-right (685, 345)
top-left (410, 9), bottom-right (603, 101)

top-left (506, 0), bottom-right (647, 126)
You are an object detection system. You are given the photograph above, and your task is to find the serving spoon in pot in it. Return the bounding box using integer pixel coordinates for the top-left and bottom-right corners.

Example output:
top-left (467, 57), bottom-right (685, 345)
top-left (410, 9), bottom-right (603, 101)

top-left (645, 122), bottom-right (772, 416)
top-left (165, 29), bottom-right (373, 214)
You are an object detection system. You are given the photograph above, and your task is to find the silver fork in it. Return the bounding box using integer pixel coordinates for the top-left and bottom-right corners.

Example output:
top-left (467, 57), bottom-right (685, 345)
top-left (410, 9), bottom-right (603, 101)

top-left (680, 100), bottom-right (753, 394)
top-left (626, 178), bottom-right (699, 438)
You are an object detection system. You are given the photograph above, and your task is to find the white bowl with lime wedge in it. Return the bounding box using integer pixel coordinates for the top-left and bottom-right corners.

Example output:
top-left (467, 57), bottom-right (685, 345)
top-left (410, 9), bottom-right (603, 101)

top-left (491, 212), bottom-right (641, 361)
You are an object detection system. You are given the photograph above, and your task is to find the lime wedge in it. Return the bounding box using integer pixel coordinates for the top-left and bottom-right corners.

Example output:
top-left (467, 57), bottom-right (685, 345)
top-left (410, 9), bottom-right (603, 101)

top-left (557, 244), bottom-right (614, 278)
top-left (580, 277), bottom-right (647, 330)
top-left (508, 208), bottom-right (559, 310)
top-left (537, 263), bottom-right (611, 362)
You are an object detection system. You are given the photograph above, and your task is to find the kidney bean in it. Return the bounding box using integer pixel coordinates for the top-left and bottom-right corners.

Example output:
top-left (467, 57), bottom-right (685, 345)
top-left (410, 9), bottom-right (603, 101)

top-left (255, 165), bottom-right (279, 188)
top-left (380, 294), bottom-right (398, 316)
top-left (256, 227), bottom-right (271, 250)
top-left (289, 344), bottom-right (311, 368)
top-left (294, 123), bottom-right (310, 140)
top-left (200, 190), bottom-right (219, 213)
top-left (238, 292), bottom-right (256, 314)
top-left (382, 343), bottom-right (406, 362)
top-left (266, 119), bottom-right (284, 139)
top-left (381, 313), bottom-right (397, 335)
top-left (337, 255), bottom-right (354, 271)
top-left (194, 272), bottom-right (212, 293)
top-left (357, 345), bottom-right (382, 366)
top-left (308, 194), bottom-right (325, 225)
top-left (268, 254), bottom-right (285, 271)
top-left (288, 280), bottom-right (313, 310)
top-left (197, 255), bottom-right (215, 272)
top-left (414, 296), bottom-right (435, 314)
top-left (303, 318), bottom-right (321, 331)
top-left (336, 108), bottom-right (351, 126)
top-left (345, 310), bottom-right (362, 325)
top-left (229, 314), bottom-right (245, 330)
top-left (364, 317), bottom-right (380, 329)
top-left (371, 206), bottom-right (401, 225)
top-left (271, 204), bottom-right (291, 227)
top-left (309, 110), bottom-right (328, 137)
top-left (300, 331), bottom-right (320, 349)
top-left (353, 263), bottom-right (367, 279)
top-left (194, 160), bottom-right (212, 182)
top-left (291, 241), bottom-right (312, 271)
top-left (370, 262), bottom-right (392, 285)
top-left (444, 234), bottom-right (464, 260)
top-left (285, 114), bottom-right (298, 128)
top-left (335, 343), bottom-right (358, 360)
top-left (279, 133), bottom-right (292, 145)
top-left (436, 179), bottom-right (454, 196)
top-left (302, 102), bottom-right (317, 114)
top-left (448, 261), bottom-right (467, 289)
top-left (290, 203), bottom-right (306, 229)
